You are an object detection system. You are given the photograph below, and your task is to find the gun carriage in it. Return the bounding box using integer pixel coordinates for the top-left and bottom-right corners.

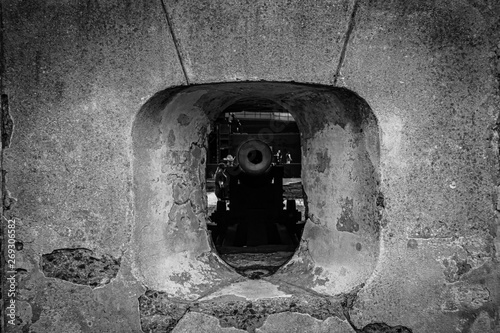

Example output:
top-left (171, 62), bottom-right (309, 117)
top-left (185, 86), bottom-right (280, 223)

top-left (209, 139), bottom-right (302, 250)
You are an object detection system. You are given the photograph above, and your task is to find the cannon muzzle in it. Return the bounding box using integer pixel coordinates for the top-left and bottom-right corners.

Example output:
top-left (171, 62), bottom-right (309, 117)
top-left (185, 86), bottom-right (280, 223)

top-left (237, 139), bottom-right (273, 175)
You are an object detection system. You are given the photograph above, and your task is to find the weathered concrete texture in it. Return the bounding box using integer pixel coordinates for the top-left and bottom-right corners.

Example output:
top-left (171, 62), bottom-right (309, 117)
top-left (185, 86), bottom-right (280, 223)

top-left (170, 312), bottom-right (356, 333)
top-left (172, 312), bottom-right (247, 333)
top-left (139, 282), bottom-right (350, 333)
top-left (2, 0), bottom-right (500, 332)
top-left (41, 248), bottom-right (120, 288)
top-left (132, 82), bottom-right (380, 297)
top-left (2, 93), bottom-right (14, 148)
top-left (356, 323), bottom-right (412, 333)
top-left (255, 312), bottom-right (354, 333)
top-left (273, 88), bottom-right (381, 294)
top-left (219, 252), bottom-right (293, 278)
top-left (163, 0), bottom-right (355, 84)
top-left (334, 1), bottom-right (500, 332)
top-left (199, 279), bottom-right (294, 301)
top-left (132, 87), bottom-right (240, 298)
top-left (140, 290), bottom-right (191, 332)
top-left (1, 1), bottom-right (184, 331)
top-left (9, 252), bottom-right (145, 333)
top-left (2, 0), bottom-right (185, 259)
top-left (468, 310), bottom-right (498, 333)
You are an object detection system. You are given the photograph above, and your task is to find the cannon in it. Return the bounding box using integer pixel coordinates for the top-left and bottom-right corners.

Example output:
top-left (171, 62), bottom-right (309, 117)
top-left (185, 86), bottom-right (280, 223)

top-left (209, 139), bottom-right (302, 250)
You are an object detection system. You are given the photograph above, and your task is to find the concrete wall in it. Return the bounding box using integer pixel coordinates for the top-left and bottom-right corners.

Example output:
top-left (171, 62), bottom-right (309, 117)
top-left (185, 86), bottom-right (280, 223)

top-left (131, 82), bottom-right (380, 300)
top-left (1, 0), bottom-right (499, 332)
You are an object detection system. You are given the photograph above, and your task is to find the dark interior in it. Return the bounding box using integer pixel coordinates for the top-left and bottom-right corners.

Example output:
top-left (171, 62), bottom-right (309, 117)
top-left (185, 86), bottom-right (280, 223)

top-left (206, 100), bottom-right (304, 277)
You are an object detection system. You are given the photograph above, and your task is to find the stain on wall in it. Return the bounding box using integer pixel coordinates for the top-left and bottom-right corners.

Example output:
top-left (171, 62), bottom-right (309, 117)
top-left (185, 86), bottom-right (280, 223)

top-left (336, 196), bottom-right (359, 232)
top-left (315, 150), bottom-right (331, 173)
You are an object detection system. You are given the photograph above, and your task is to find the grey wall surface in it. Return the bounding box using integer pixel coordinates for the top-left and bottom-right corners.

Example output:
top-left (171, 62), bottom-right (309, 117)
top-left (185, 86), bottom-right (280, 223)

top-left (1, 0), bottom-right (499, 332)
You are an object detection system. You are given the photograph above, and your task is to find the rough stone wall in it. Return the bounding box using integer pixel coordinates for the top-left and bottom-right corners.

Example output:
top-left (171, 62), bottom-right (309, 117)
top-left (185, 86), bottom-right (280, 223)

top-left (339, 1), bottom-right (500, 331)
top-left (1, 1), bottom-right (499, 333)
top-left (132, 87), bottom-right (239, 299)
top-left (1, 1), bottom-right (184, 331)
top-left (131, 82), bottom-right (381, 302)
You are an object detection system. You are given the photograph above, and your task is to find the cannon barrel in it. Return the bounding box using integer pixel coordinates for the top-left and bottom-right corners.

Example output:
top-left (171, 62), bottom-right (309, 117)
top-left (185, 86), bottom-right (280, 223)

top-left (210, 138), bottom-right (302, 249)
top-left (237, 139), bottom-right (273, 175)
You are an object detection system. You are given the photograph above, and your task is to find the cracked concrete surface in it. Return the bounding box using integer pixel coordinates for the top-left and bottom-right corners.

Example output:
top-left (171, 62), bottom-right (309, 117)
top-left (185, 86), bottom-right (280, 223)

top-left (41, 248), bottom-right (120, 288)
top-left (139, 282), bottom-right (347, 332)
top-left (140, 280), bottom-right (415, 333)
top-left (131, 82), bottom-right (381, 299)
top-left (1, 0), bottom-right (499, 332)
top-left (333, 0), bottom-right (360, 85)
top-left (160, 0), bottom-right (190, 85)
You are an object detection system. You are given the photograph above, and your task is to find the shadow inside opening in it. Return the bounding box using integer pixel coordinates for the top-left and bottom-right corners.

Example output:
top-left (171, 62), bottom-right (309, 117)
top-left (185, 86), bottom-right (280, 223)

top-left (205, 102), bottom-right (305, 279)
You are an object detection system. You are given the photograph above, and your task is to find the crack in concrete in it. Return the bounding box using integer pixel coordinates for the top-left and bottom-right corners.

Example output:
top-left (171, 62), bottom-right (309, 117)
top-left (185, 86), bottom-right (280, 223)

top-left (1, 94), bottom-right (13, 148)
top-left (333, 0), bottom-right (360, 85)
top-left (160, 0), bottom-right (190, 85)
top-left (342, 289), bottom-right (413, 332)
top-left (494, 31), bottom-right (500, 97)
top-left (140, 288), bottom-right (345, 333)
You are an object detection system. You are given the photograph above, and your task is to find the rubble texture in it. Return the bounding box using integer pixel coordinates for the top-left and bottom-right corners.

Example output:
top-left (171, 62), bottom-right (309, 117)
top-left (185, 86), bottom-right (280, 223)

top-left (41, 248), bottom-right (120, 288)
top-left (139, 287), bottom-right (348, 332)
top-left (1, 0), bottom-right (499, 332)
